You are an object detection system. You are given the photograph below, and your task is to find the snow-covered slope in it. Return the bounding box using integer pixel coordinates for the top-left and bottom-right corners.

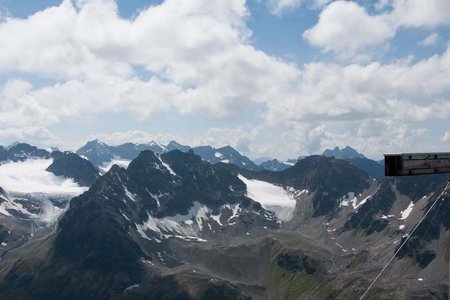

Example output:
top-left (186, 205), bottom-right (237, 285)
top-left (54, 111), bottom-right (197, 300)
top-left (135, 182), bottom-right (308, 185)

top-left (99, 157), bottom-right (132, 173)
top-left (238, 174), bottom-right (298, 221)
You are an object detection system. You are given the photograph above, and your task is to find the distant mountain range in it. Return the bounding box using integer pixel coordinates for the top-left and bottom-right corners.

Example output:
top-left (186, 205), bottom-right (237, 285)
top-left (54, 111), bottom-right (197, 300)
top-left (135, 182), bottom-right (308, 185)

top-left (76, 139), bottom-right (262, 171)
top-left (322, 145), bottom-right (366, 159)
top-left (0, 142), bottom-right (50, 162)
top-left (322, 146), bottom-right (384, 178)
top-left (0, 141), bottom-right (384, 179)
top-left (258, 159), bottom-right (291, 171)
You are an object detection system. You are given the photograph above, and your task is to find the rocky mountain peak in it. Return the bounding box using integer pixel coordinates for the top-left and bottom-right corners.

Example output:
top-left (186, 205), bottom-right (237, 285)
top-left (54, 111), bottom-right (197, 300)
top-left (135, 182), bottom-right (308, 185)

top-left (322, 145), bottom-right (366, 159)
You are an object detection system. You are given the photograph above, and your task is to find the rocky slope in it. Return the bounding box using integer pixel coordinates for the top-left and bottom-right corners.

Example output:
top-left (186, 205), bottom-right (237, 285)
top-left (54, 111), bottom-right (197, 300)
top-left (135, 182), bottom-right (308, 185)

top-left (259, 159), bottom-right (291, 171)
top-left (46, 152), bottom-right (100, 186)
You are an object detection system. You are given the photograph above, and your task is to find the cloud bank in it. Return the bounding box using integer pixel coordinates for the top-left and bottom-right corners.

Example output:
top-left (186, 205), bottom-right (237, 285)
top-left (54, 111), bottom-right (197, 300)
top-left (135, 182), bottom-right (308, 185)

top-left (0, 159), bottom-right (87, 194)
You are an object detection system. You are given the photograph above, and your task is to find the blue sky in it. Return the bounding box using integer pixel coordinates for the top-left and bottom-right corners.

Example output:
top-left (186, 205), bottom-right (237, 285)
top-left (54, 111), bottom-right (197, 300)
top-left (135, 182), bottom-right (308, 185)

top-left (0, 0), bottom-right (449, 160)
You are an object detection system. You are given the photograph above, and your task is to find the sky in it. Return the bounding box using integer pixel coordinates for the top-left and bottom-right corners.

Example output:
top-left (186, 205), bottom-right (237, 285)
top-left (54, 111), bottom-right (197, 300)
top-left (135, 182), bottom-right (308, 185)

top-left (0, 0), bottom-right (449, 160)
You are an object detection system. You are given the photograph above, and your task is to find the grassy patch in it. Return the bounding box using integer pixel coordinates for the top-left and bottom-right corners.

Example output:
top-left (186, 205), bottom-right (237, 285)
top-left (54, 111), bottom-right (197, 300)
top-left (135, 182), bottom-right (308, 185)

top-left (267, 250), bottom-right (333, 299)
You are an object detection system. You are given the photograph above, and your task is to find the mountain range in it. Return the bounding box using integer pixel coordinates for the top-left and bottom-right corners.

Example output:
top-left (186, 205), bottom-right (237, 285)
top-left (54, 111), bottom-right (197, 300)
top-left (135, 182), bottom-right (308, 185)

top-left (76, 139), bottom-right (261, 172)
top-left (0, 142), bottom-right (447, 299)
top-left (321, 146), bottom-right (385, 179)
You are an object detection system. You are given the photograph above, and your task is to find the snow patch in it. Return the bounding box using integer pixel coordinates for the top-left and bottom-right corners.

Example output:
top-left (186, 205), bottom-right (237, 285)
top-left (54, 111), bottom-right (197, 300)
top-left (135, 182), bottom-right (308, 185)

top-left (238, 174), bottom-right (296, 222)
top-left (339, 192), bottom-right (357, 208)
top-left (335, 243), bottom-right (347, 252)
top-left (156, 154), bottom-right (177, 176)
top-left (287, 187), bottom-right (308, 197)
top-left (124, 186), bottom-right (136, 202)
top-left (147, 189), bottom-right (167, 207)
top-left (149, 141), bottom-right (166, 151)
top-left (339, 193), bottom-right (371, 210)
top-left (225, 204), bottom-right (241, 223)
top-left (124, 284), bottom-right (139, 292)
top-left (34, 198), bottom-right (65, 225)
top-left (214, 152), bottom-right (223, 158)
top-left (100, 158), bottom-right (131, 173)
top-left (399, 201), bottom-right (414, 220)
top-left (136, 202), bottom-right (212, 241)
top-left (354, 195), bottom-right (371, 210)
top-left (136, 202), bottom-right (243, 241)
top-left (210, 214), bottom-right (223, 226)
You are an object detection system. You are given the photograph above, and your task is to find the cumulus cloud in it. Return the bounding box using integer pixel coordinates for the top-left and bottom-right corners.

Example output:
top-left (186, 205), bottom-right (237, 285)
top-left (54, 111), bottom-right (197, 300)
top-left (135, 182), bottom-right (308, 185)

top-left (0, 0), bottom-right (449, 159)
top-left (266, 0), bottom-right (332, 14)
top-left (0, 126), bottom-right (57, 147)
top-left (267, 0), bottom-right (303, 15)
top-left (374, 0), bottom-right (391, 11)
top-left (281, 120), bottom-right (430, 159)
top-left (303, 1), bottom-right (395, 55)
top-left (266, 45), bottom-right (450, 127)
top-left (194, 126), bottom-right (262, 153)
top-left (419, 32), bottom-right (440, 47)
top-left (0, 0), bottom-right (299, 125)
top-left (304, 0), bottom-right (450, 55)
top-left (390, 0), bottom-right (450, 28)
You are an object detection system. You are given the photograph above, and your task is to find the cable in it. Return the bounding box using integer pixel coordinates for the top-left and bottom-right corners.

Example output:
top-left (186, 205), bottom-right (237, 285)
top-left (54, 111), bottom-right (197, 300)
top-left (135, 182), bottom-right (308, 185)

top-left (359, 180), bottom-right (450, 300)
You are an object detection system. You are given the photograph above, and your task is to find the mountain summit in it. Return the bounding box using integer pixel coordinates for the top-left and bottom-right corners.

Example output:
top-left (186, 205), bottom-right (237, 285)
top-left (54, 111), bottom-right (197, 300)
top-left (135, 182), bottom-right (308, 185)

top-left (322, 146), bottom-right (366, 159)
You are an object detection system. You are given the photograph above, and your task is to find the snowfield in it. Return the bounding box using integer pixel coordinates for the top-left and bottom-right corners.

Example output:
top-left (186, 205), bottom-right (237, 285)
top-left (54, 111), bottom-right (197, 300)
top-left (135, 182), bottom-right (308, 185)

top-left (136, 202), bottom-right (243, 242)
top-left (0, 159), bottom-right (87, 195)
top-left (238, 174), bottom-right (297, 222)
top-left (399, 201), bottom-right (414, 220)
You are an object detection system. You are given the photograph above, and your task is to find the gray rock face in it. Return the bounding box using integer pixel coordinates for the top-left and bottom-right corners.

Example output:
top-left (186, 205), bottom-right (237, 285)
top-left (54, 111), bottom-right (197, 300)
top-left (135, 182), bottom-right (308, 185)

top-left (46, 152), bottom-right (100, 187)
top-left (322, 145), bottom-right (366, 159)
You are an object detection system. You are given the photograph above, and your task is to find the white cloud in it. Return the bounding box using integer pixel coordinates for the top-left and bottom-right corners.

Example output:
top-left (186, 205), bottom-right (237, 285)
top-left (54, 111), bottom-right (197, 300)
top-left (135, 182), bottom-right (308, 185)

top-left (267, 0), bottom-right (303, 15)
top-left (0, 0), bottom-right (449, 159)
top-left (374, 0), bottom-right (391, 11)
top-left (194, 126), bottom-right (262, 153)
top-left (266, 0), bottom-right (332, 14)
top-left (0, 0), bottom-right (299, 125)
top-left (304, 0), bottom-right (450, 55)
top-left (419, 32), bottom-right (440, 47)
top-left (281, 120), bottom-right (430, 159)
top-left (0, 126), bottom-right (57, 143)
top-left (265, 45), bottom-right (450, 127)
top-left (303, 1), bottom-right (395, 55)
top-left (390, 0), bottom-right (450, 28)
top-left (310, 0), bottom-right (333, 9)
top-left (442, 131), bottom-right (450, 142)
top-left (0, 159), bottom-right (87, 194)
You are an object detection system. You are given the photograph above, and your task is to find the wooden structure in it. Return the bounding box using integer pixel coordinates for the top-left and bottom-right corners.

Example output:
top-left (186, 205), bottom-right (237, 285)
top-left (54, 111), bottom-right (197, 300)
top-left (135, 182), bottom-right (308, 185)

top-left (384, 152), bottom-right (450, 176)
